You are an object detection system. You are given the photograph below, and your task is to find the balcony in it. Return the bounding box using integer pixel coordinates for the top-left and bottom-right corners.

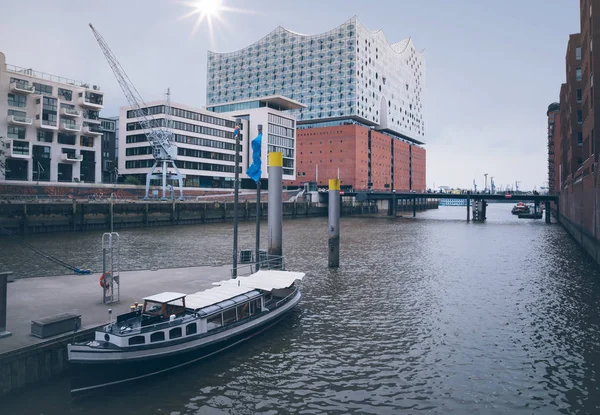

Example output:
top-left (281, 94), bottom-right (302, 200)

top-left (60, 153), bottom-right (83, 163)
top-left (36, 119), bottom-right (58, 130)
top-left (61, 108), bottom-right (82, 118)
top-left (60, 121), bottom-right (81, 133)
top-left (82, 125), bottom-right (103, 136)
top-left (5, 139), bottom-right (31, 159)
top-left (10, 80), bottom-right (35, 95)
top-left (7, 114), bottom-right (32, 126)
top-left (78, 94), bottom-right (104, 109)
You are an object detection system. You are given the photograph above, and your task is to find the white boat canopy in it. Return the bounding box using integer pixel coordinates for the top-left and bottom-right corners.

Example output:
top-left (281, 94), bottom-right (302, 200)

top-left (143, 292), bottom-right (186, 304)
top-left (185, 285), bottom-right (257, 311)
top-left (214, 270), bottom-right (306, 291)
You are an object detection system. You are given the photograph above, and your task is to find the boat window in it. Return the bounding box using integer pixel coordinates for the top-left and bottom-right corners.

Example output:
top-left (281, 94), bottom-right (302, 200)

top-left (237, 302), bottom-right (250, 319)
top-left (128, 335), bottom-right (145, 346)
top-left (150, 331), bottom-right (165, 342)
top-left (223, 308), bottom-right (237, 324)
top-left (186, 323), bottom-right (197, 335)
top-left (207, 313), bottom-right (223, 331)
top-left (169, 327), bottom-right (182, 339)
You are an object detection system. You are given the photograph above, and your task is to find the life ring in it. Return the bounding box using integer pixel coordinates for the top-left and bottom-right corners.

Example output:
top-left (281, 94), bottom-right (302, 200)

top-left (100, 273), bottom-right (111, 289)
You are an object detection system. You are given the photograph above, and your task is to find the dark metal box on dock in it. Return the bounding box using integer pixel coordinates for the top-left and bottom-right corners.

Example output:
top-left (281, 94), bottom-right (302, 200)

top-left (31, 313), bottom-right (81, 338)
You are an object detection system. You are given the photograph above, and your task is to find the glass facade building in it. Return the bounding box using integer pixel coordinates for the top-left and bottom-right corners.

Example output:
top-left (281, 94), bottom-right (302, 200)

top-left (207, 17), bottom-right (425, 143)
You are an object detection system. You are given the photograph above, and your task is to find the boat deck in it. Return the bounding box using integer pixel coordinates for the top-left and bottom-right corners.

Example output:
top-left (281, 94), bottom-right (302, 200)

top-left (0, 265), bottom-right (232, 354)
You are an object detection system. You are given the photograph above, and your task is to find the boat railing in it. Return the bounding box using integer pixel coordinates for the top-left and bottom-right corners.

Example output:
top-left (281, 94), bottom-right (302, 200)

top-left (275, 287), bottom-right (298, 308)
top-left (231, 254), bottom-right (286, 277)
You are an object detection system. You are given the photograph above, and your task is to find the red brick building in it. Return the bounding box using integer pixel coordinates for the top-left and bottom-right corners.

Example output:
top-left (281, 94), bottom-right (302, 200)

top-left (283, 124), bottom-right (426, 192)
top-left (546, 102), bottom-right (560, 196)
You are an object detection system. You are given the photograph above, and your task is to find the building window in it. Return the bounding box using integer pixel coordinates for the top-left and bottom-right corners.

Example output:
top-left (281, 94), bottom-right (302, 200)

top-left (80, 136), bottom-right (95, 147)
top-left (8, 93), bottom-right (26, 108)
top-left (11, 140), bottom-right (29, 156)
top-left (33, 83), bottom-right (53, 96)
top-left (37, 130), bottom-right (54, 143)
top-left (58, 133), bottom-right (77, 145)
top-left (577, 110), bottom-right (583, 124)
top-left (577, 89), bottom-right (582, 103)
top-left (58, 88), bottom-right (72, 101)
top-left (576, 67), bottom-right (582, 81)
top-left (7, 126), bottom-right (26, 139)
top-left (577, 131), bottom-right (583, 145)
top-left (576, 47), bottom-right (582, 60)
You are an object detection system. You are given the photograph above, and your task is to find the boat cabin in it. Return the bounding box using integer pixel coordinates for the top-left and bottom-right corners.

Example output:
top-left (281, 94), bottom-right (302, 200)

top-left (142, 292), bottom-right (186, 322)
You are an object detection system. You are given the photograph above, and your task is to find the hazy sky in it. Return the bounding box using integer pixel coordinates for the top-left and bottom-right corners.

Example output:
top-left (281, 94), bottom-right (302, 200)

top-left (0, 0), bottom-right (579, 190)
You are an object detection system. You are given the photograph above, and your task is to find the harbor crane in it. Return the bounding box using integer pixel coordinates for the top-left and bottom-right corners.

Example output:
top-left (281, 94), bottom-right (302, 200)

top-left (89, 24), bottom-right (183, 200)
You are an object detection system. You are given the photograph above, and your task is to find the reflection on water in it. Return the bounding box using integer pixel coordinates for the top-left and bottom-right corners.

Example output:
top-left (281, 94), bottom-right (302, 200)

top-left (2, 204), bottom-right (600, 414)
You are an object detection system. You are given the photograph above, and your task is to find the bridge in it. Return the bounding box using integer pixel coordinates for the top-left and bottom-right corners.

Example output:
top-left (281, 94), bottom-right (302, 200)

top-left (340, 191), bottom-right (559, 223)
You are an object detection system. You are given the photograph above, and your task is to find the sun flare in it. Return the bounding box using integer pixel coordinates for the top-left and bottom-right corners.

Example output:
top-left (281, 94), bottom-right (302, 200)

top-left (180, 0), bottom-right (248, 41)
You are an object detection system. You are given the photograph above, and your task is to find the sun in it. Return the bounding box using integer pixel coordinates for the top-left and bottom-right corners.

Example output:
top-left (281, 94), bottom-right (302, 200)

top-left (179, 0), bottom-right (247, 41)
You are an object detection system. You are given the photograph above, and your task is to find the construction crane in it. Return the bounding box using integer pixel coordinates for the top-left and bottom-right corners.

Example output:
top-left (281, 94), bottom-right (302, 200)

top-left (88, 24), bottom-right (183, 200)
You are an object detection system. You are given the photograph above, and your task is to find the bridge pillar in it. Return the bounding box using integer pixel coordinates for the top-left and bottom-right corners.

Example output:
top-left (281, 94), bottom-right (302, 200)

top-left (466, 194), bottom-right (471, 222)
top-left (545, 201), bottom-right (551, 224)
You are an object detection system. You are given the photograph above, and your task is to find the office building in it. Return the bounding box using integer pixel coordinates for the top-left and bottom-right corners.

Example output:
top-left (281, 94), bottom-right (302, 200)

top-left (206, 95), bottom-right (303, 184)
top-left (119, 101), bottom-right (248, 188)
top-left (207, 17), bottom-right (426, 191)
top-left (0, 52), bottom-right (104, 183)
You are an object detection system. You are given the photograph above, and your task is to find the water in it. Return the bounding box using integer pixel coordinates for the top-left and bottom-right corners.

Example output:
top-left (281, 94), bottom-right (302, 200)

top-left (2, 204), bottom-right (600, 414)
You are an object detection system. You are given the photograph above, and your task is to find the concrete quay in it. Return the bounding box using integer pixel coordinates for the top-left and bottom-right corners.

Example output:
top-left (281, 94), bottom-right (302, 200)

top-left (0, 265), bottom-right (232, 396)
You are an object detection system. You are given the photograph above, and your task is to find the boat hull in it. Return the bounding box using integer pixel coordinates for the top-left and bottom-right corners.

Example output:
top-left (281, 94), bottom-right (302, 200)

top-left (69, 291), bottom-right (301, 395)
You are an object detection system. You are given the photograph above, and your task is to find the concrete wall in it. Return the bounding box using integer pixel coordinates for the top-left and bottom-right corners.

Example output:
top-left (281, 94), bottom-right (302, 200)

top-left (0, 199), bottom-right (326, 235)
top-left (0, 327), bottom-right (97, 397)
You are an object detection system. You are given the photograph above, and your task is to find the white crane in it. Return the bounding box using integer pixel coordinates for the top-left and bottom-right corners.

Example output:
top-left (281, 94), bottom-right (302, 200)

top-left (89, 24), bottom-right (183, 199)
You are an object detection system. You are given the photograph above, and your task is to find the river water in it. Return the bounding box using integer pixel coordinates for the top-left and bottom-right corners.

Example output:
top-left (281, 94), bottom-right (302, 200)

top-left (2, 204), bottom-right (600, 414)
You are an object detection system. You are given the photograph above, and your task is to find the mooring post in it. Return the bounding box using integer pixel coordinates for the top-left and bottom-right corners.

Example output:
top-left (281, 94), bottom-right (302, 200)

top-left (268, 152), bottom-right (283, 269)
top-left (391, 191), bottom-right (397, 217)
top-left (545, 201), bottom-right (551, 224)
top-left (232, 118), bottom-right (242, 278)
top-left (412, 195), bottom-right (417, 217)
top-left (255, 124), bottom-right (263, 272)
top-left (467, 193), bottom-right (471, 222)
top-left (328, 178), bottom-right (340, 268)
top-left (0, 271), bottom-right (12, 338)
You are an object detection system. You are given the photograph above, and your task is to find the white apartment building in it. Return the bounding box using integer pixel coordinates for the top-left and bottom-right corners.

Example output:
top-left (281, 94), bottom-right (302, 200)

top-left (0, 52), bottom-right (104, 183)
top-left (119, 101), bottom-right (248, 188)
top-left (206, 95), bottom-right (304, 181)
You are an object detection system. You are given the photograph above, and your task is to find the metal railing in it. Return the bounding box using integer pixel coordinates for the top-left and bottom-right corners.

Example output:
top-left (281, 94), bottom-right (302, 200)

top-left (275, 287), bottom-right (298, 308)
top-left (6, 63), bottom-right (100, 90)
top-left (231, 254), bottom-right (286, 277)
top-left (10, 115), bottom-right (32, 124)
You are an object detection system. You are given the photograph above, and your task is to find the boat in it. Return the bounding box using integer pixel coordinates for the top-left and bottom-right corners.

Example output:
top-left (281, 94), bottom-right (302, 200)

top-left (439, 198), bottom-right (467, 207)
top-left (67, 269), bottom-right (304, 395)
top-left (511, 202), bottom-right (530, 215)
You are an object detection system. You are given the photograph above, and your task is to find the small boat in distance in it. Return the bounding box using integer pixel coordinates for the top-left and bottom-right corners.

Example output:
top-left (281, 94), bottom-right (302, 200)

top-left (67, 269), bottom-right (304, 395)
top-left (511, 202), bottom-right (530, 215)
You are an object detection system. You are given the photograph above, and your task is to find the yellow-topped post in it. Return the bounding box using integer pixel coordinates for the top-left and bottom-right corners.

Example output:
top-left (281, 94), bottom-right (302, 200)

top-left (267, 151), bottom-right (283, 269)
top-left (328, 178), bottom-right (341, 267)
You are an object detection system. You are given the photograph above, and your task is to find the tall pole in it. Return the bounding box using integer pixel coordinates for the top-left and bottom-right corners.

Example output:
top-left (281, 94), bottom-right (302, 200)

top-left (255, 124), bottom-right (263, 271)
top-left (268, 152), bottom-right (283, 268)
top-left (232, 119), bottom-right (241, 278)
top-left (328, 178), bottom-right (340, 267)
top-left (484, 173), bottom-right (488, 194)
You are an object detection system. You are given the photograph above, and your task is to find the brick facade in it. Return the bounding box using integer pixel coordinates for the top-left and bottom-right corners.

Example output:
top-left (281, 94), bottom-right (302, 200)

top-left (284, 124), bottom-right (426, 192)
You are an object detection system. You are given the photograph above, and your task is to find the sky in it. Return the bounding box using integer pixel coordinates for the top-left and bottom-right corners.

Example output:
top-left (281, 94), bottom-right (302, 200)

top-left (0, 0), bottom-right (580, 190)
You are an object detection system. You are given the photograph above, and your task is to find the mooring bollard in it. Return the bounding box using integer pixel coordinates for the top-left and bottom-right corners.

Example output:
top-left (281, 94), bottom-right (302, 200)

top-left (268, 152), bottom-right (283, 269)
top-left (0, 271), bottom-right (12, 338)
top-left (328, 178), bottom-right (340, 268)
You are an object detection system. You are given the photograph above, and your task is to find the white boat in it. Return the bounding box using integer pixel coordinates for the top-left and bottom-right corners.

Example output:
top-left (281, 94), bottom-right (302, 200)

top-left (67, 269), bottom-right (304, 395)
